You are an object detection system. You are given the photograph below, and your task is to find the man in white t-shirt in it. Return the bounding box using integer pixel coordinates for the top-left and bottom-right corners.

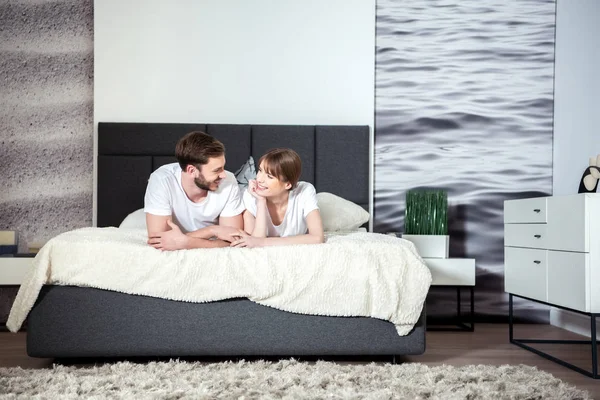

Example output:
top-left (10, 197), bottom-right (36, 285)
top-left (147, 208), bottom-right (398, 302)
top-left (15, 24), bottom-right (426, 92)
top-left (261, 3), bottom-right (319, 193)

top-left (145, 131), bottom-right (244, 250)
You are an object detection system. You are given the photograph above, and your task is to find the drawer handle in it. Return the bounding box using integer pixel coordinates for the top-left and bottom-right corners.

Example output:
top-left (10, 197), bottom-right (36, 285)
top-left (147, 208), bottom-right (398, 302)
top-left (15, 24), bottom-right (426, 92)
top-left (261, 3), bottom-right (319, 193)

top-left (534, 260), bottom-right (541, 264)
top-left (533, 209), bottom-right (541, 213)
top-left (534, 234), bottom-right (541, 238)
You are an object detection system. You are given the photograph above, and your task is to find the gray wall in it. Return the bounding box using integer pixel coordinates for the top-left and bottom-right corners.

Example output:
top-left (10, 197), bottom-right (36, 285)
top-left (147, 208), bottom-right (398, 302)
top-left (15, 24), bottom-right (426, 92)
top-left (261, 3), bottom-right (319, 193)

top-left (0, 0), bottom-right (94, 254)
top-left (553, 0), bottom-right (600, 195)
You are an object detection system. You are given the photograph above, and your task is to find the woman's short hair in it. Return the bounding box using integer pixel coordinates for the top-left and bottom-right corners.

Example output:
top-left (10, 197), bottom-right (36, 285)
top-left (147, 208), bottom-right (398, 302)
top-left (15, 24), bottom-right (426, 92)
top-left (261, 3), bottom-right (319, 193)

top-left (259, 148), bottom-right (302, 189)
top-left (175, 131), bottom-right (225, 170)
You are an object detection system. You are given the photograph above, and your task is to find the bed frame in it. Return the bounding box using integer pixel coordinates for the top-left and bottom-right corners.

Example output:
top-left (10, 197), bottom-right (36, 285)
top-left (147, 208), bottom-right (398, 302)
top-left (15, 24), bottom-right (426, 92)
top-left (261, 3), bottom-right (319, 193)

top-left (26, 123), bottom-right (425, 359)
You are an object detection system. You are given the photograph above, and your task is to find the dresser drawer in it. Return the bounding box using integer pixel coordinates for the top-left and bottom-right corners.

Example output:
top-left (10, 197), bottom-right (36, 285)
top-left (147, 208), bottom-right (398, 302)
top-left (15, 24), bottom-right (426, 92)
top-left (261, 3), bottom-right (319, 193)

top-left (547, 250), bottom-right (589, 312)
top-left (505, 224), bottom-right (547, 249)
top-left (504, 197), bottom-right (547, 223)
top-left (505, 247), bottom-right (547, 302)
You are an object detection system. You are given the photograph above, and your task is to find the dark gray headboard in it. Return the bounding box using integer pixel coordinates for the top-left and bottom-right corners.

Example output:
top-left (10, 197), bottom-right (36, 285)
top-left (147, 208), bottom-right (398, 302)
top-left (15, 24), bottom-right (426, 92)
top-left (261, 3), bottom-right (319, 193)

top-left (97, 123), bottom-right (370, 228)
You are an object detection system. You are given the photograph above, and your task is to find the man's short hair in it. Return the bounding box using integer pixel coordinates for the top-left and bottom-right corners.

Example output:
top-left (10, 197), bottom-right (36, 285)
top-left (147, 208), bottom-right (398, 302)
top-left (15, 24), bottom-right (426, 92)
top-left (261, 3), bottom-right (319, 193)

top-left (175, 131), bottom-right (225, 170)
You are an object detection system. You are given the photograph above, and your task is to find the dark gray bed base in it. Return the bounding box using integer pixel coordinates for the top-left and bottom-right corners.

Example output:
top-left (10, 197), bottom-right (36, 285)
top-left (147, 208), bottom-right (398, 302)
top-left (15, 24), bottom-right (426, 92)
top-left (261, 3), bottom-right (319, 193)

top-left (25, 122), bottom-right (426, 359)
top-left (27, 286), bottom-right (425, 358)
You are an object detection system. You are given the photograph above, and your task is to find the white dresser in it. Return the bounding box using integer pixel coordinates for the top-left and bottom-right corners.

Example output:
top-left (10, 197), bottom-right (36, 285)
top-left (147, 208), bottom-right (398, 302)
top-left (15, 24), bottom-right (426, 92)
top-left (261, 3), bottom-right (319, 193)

top-left (504, 194), bottom-right (600, 313)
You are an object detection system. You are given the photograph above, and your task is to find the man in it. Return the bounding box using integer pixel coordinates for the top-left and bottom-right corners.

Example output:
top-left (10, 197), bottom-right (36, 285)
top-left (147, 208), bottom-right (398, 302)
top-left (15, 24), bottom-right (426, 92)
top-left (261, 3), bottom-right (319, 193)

top-left (145, 131), bottom-right (244, 250)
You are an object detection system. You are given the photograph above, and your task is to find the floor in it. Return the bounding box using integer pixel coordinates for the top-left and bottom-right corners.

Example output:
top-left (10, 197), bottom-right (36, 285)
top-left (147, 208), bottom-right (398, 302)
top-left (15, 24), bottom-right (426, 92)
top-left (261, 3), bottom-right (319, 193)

top-left (0, 324), bottom-right (598, 397)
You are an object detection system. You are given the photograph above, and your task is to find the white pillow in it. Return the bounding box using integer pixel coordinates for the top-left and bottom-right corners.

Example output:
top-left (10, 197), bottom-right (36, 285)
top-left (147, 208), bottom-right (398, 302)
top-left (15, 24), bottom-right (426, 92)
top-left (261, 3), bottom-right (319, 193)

top-left (316, 192), bottom-right (370, 231)
top-left (234, 156), bottom-right (256, 190)
top-left (119, 208), bottom-right (147, 229)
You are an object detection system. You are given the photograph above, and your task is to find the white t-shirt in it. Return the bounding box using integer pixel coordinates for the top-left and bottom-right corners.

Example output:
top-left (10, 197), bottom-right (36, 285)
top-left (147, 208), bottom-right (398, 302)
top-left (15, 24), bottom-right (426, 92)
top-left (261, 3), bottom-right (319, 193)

top-left (242, 181), bottom-right (319, 237)
top-left (144, 163), bottom-right (244, 233)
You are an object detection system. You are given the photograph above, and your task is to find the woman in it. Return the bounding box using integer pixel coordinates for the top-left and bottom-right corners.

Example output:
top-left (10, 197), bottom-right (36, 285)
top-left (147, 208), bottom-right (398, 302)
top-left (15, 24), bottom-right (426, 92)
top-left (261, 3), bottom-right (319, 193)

top-left (231, 148), bottom-right (324, 248)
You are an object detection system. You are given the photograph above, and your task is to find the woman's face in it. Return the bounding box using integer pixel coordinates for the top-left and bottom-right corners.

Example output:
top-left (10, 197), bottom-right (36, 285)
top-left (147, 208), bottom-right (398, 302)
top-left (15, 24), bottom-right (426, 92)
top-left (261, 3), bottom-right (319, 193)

top-left (255, 161), bottom-right (291, 197)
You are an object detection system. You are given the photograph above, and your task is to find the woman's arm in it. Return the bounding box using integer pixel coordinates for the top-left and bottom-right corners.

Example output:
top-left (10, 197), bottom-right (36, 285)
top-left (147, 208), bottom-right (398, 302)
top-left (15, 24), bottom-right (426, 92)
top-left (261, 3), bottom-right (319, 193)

top-left (242, 210), bottom-right (255, 235)
top-left (251, 197), bottom-right (269, 237)
top-left (232, 210), bottom-right (324, 248)
top-left (243, 180), bottom-right (268, 237)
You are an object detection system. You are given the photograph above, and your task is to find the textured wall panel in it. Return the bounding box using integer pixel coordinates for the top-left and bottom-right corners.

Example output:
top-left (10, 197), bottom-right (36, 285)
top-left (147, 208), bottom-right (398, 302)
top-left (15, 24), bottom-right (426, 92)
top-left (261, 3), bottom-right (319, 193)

top-left (0, 0), bottom-right (94, 252)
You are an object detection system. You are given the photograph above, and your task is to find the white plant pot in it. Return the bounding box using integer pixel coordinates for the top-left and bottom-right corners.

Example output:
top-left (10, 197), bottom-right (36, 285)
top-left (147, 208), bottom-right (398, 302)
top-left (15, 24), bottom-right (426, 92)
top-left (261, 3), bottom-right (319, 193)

top-left (402, 234), bottom-right (449, 259)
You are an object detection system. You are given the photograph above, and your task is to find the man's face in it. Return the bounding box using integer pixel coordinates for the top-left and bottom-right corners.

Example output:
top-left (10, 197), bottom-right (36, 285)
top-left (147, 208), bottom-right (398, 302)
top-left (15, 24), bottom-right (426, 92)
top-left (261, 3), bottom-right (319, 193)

top-left (193, 155), bottom-right (227, 191)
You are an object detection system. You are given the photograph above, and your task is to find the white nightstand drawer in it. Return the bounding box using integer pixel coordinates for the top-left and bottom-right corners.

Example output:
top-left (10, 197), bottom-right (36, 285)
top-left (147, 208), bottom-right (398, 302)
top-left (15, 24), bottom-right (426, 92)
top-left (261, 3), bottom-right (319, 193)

top-left (504, 197), bottom-right (547, 223)
top-left (547, 250), bottom-right (589, 312)
top-left (505, 247), bottom-right (547, 302)
top-left (424, 258), bottom-right (476, 286)
top-left (505, 224), bottom-right (547, 249)
top-left (0, 257), bottom-right (34, 285)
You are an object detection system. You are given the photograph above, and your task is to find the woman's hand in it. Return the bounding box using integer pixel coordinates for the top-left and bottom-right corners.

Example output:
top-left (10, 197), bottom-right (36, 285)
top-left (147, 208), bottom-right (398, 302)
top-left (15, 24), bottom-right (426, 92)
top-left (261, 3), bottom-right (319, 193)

top-left (230, 230), bottom-right (265, 248)
top-left (247, 180), bottom-right (265, 200)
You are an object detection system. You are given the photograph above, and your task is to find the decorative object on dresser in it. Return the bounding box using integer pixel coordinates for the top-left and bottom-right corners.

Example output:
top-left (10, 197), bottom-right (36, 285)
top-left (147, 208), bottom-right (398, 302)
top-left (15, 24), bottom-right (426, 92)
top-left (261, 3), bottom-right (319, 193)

top-left (578, 154), bottom-right (600, 194)
top-left (403, 189), bottom-right (449, 258)
top-left (504, 194), bottom-right (600, 378)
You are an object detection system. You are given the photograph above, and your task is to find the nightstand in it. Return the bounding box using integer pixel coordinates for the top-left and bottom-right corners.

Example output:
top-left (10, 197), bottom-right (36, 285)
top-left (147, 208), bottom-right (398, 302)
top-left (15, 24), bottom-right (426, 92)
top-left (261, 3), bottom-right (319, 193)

top-left (392, 232), bottom-right (477, 331)
top-left (504, 193), bottom-right (600, 378)
top-left (425, 257), bottom-right (476, 331)
top-left (0, 257), bottom-right (34, 285)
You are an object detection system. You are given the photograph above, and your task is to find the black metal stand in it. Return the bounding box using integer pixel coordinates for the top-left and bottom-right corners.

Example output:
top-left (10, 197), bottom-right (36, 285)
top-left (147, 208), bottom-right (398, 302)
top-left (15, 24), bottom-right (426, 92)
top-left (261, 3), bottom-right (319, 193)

top-left (427, 286), bottom-right (474, 332)
top-left (509, 293), bottom-right (599, 379)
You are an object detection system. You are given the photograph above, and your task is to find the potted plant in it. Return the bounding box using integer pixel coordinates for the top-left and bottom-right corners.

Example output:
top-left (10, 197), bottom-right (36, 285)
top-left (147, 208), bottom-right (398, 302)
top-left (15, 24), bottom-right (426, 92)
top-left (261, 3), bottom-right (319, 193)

top-left (402, 189), bottom-right (449, 258)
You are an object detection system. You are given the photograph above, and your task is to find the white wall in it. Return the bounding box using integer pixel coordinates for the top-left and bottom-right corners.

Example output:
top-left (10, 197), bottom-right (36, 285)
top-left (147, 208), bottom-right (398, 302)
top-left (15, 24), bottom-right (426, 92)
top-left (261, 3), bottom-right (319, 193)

top-left (93, 0), bottom-right (376, 225)
top-left (552, 0), bottom-right (600, 195)
top-left (551, 0), bottom-right (600, 334)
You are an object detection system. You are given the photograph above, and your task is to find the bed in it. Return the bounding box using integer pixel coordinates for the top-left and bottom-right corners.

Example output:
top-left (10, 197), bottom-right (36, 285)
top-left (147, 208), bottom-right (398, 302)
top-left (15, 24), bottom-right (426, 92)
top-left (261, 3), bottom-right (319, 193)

top-left (19, 123), bottom-right (428, 359)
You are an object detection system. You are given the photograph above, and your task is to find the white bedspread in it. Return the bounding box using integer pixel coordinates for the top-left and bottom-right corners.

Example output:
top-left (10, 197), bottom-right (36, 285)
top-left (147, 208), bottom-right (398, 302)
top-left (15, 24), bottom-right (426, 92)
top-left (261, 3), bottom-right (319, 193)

top-left (7, 228), bottom-right (431, 336)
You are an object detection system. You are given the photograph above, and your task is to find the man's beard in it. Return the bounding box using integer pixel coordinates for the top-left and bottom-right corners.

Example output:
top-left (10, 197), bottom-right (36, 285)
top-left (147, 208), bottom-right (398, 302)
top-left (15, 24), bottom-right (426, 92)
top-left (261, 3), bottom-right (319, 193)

top-left (194, 174), bottom-right (220, 191)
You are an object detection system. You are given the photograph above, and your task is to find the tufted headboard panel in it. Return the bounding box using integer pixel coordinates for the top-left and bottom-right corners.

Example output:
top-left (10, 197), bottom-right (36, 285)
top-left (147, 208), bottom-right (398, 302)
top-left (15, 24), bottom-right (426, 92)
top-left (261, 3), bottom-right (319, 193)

top-left (97, 122), bottom-right (370, 228)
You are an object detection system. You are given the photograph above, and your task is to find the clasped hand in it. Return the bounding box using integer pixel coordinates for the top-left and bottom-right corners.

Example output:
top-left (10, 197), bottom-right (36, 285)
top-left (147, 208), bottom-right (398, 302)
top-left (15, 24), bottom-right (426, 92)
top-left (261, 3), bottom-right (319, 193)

top-left (148, 222), bottom-right (254, 251)
top-left (229, 229), bottom-right (264, 248)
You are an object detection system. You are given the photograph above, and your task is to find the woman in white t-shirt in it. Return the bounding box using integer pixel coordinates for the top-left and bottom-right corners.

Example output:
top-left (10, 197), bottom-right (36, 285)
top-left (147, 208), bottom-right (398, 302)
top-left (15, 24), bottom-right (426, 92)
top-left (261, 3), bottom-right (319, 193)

top-left (231, 148), bottom-right (324, 248)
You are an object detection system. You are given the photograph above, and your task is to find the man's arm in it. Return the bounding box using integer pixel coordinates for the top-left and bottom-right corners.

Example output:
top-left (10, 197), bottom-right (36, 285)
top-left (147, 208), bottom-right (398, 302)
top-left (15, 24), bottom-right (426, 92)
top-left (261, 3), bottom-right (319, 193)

top-left (148, 220), bottom-right (230, 250)
top-left (146, 213), bottom-right (170, 238)
top-left (231, 210), bottom-right (325, 248)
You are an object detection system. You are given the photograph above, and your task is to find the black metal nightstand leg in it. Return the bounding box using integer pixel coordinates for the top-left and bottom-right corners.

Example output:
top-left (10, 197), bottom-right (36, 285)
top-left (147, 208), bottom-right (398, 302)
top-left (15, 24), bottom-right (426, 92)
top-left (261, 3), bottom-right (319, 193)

top-left (427, 285), bottom-right (475, 332)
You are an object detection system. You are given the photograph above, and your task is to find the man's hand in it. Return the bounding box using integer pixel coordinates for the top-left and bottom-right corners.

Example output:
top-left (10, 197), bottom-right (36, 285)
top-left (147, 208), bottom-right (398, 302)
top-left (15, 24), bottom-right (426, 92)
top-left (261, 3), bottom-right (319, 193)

top-left (148, 220), bottom-right (189, 251)
top-left (230, 230), bottom-right (265, 248)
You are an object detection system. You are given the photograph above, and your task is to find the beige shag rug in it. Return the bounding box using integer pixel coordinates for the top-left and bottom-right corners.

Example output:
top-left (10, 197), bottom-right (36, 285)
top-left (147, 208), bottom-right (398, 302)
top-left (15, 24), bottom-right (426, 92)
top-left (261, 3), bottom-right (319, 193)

top-left (0, 360), bottom-right (590, 399)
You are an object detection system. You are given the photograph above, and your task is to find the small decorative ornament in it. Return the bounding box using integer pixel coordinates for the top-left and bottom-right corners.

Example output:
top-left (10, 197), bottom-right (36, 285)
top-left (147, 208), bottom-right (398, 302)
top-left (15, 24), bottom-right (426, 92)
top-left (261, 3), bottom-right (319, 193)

top-left (578, 154), bottom-right (600, 193)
